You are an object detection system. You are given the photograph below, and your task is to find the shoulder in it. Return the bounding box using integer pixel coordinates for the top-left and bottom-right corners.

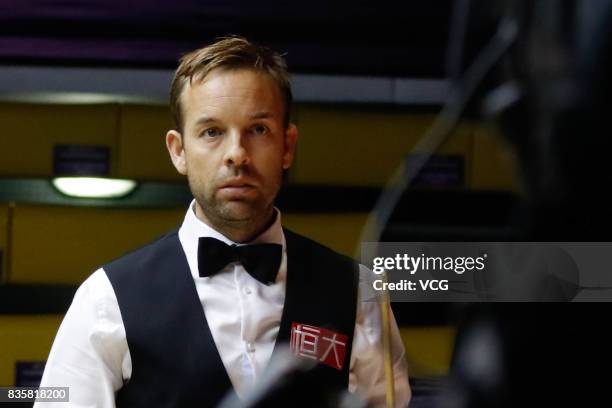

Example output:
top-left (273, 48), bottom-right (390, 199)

top-left (283, 227), bottom-right (357, 268)
top-left (282, 228), bottom-right (359, 289)
top-left (58, 267), bottom-right (123, 338)
top-left (75, 267), bottom-right (118, 306)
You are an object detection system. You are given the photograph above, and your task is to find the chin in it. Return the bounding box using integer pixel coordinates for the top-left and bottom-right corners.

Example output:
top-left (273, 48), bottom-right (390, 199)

top-left (218, 201), bottom-right (264, 222)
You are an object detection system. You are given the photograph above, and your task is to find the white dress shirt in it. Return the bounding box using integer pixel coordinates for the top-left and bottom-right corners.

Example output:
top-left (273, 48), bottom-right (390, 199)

top-left (36, 202), bottom-right (410, 407)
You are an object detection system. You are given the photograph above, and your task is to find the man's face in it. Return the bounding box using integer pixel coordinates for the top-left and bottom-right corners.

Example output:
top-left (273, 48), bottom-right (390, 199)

top-left (166, 68), bottom-right (297, 235)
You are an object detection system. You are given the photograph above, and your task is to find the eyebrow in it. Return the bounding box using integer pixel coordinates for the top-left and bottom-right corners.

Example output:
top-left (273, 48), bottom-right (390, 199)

top-left (250, 112), bottom-right (274, 120)
top-left (194, 116), bottom-right (218, 127)
top-left (194, 112), bottom-right (275, 127)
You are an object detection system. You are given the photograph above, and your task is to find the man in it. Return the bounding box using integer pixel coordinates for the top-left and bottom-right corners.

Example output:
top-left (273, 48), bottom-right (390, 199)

top-left (36, 36), bottom-right (410, 407)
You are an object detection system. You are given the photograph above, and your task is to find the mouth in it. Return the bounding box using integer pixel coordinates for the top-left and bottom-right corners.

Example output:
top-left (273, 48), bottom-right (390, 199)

top-left (219, 179), bottom-right (255, 188)
top-left (217, 179), bottom-right (257, 197)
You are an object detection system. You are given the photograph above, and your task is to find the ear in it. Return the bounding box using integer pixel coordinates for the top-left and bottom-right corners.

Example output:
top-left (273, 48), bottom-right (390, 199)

top-left (282, 123), bottom-right (298, 169)
top-left (166, 130), bottom-right (187, 175)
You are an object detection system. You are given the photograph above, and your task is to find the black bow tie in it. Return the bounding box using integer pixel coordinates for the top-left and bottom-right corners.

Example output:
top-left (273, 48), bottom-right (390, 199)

top-left (197, 237), bottom-right (282, 285)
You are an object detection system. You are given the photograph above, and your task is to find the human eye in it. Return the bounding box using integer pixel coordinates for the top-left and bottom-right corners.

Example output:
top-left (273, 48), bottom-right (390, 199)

top-left (201, 127), bottom-right (222, 138)
top-left (251, 124), bottom-right (269, 136)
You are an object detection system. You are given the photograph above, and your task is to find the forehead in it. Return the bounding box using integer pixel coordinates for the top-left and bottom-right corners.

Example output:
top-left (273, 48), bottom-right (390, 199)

top-left (180, 68), bottom-right (284, 123)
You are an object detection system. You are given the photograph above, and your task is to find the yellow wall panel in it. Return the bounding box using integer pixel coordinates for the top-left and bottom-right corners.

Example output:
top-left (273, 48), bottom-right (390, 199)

top-left (0, 205), bottom-right (8, 284)
top-left (291, 107), bottom-right (472, 187)
top-left (282, 212), bottom-right (369, 258)
top-left (400, 326), bottom-right (456, 378)
top-left (10, 205), bottom-right (185, 285)
top-left (470, 126), bottom-right (519, 191)
top-left (0, 103), bottom-right (119, 178)
top-left (0, 315), bottom-right (63, 386)
top-left (117, 104), bottom-right (182, 181)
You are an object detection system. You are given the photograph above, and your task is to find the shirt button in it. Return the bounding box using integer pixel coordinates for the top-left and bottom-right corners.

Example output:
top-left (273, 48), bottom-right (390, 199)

top-left (243, 287), bottom-right (252, 295)
top-left (246, 342), bottom-right (256, 353)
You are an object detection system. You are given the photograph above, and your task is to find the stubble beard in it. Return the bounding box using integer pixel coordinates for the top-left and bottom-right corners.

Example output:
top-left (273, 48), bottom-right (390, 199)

top-left (188, 173), bottom-right (281, 242)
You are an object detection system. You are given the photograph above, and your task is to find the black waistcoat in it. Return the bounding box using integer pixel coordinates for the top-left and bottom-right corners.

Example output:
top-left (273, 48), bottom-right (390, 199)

top-left (104, 228), bottom-right (358, 408)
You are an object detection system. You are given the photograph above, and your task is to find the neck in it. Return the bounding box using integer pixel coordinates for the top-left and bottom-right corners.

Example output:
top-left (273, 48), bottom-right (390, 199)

top-left (194, 204), bottom-right (276, 243)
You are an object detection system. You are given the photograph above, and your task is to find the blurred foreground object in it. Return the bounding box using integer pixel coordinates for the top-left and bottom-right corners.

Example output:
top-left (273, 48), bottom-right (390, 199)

top-left (472, 0), bottom-right (612, 239)
top-left (444, 1), bottom-right (612, 407)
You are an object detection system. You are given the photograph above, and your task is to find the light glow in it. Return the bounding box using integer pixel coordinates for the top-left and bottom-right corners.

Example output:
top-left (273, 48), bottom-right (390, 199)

top-left (52, 177), bottom-right (138, 198)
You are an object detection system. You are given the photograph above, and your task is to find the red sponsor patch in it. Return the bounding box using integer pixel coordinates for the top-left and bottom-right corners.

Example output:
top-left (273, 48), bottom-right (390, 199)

top-left (290, 322), bottom-right (348, 370)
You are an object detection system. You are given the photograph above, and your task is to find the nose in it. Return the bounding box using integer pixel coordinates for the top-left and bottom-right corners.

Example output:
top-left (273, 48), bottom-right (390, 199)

top-left (223, 130), bottom-right (250, 168)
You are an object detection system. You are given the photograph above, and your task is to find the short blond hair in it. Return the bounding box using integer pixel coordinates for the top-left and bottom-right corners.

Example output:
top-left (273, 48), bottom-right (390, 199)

top-left (170, 36), bottom-right (292, 132)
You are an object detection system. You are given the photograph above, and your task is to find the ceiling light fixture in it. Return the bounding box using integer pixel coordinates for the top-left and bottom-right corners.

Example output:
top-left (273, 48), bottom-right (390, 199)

top-left (51, 177), bottom-right (138, 198)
